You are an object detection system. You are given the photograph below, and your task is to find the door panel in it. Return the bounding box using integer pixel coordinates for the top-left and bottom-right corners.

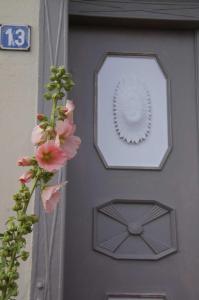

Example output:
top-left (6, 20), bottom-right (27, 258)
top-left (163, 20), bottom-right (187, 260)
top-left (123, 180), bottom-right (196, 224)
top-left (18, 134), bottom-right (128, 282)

top-left (64, 25), bottom-right (199, 300)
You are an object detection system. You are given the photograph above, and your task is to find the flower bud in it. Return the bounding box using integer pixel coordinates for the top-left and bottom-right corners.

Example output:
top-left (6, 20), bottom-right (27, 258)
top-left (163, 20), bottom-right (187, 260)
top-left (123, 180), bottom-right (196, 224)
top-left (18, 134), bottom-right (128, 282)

top-left (3, 235), bottom-right (11, 242)
top-left (46, 83), bottom-right (56, 91)
top-left (50, 75), bottom-right (57, 81)
top-left (21, 251), bottom-right (29, 261)
top-left (58, 66), bottom-right (65, 73)
top-left (58, 92), bottom-right (65, 99)
top-left (37, 114), bottom-right (46, 121)
top-left (17, 156), bottom-right (33, 167)
top-left (44, 93), bottom-right (52, 100)
top-left (30, 214), bottom-right (39, 224)
top-left (12, 203), bottom-right (23, 211)
top-left (52, 93), bottom-right (58, 100)
top-left (62, 74), bottom-right (69, 80)
top-left (19, 170), bottom-right (34, 184)
top-left (50, 66), bottom-right (58, 73)
top-left (13, 193), bottom-right (22, 201)
top-left (17, 214), bottom-right (27, 222)
top-left (56, 83), bottom-right (61, 89)
top-left (63, 83), bottom-right (70, 91)
top-left (12, 272), bottom-right (19, 280)
top-left (39, 121), bottom-right (48, 129)
top-left (1, 250), bottom-right (9, 257)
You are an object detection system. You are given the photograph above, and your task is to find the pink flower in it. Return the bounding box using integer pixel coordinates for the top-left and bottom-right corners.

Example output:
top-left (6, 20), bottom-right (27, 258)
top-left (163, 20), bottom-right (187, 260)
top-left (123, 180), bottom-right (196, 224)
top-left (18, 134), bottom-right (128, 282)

top-left (31, 125), bottom-right (47, 145)
top-left (19, 170), bottom-right (34, 184)
top-left (55, 119), bottom-right (75, 146)
top-left (17, 156), bottom-right (33, 166)
top-left (41, 182), bottom-right (67, 213)
top-left (55, 119), bottom-right (81, 160)
top-left (62, 135), bottom-right (81, 160)
top-left (35, 141), bottom-right (67, 172)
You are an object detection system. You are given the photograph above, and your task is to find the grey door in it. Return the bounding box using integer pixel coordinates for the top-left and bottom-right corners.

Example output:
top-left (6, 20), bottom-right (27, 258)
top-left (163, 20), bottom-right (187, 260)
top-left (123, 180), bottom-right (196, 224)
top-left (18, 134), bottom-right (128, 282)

top-left (64, 25), bottom-right (199, 300)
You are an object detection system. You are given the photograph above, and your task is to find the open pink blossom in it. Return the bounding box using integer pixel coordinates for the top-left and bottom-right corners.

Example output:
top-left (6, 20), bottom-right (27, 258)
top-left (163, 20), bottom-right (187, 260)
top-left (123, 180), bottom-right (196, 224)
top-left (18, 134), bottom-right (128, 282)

top-left (41, 181), bottom-right (67, 213)
top-left (31, 125), bottom-right (47, 145)
top-left (55, 119), bottom-right (75, 146)
top-left (19, 170), bottom-right (34, 184)
top-left (62, 135), bottom-right (81, 160)
top-left (17, 156), bottom-right (33, 166)
top-left (35, 141), bottom-right (67, 172)
top-left (55, 119), bottom-right (81, 159)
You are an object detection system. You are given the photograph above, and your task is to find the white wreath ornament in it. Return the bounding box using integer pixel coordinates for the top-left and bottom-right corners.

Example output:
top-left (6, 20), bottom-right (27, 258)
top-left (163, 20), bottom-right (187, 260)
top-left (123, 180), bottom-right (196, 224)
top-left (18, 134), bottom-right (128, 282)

top-left (113, 76), bottom-right (152, 144)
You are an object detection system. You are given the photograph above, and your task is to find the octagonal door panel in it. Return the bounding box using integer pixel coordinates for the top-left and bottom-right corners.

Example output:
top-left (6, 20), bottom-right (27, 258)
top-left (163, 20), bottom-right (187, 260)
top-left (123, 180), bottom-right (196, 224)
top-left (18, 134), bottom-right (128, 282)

top-left (95, 54), bottom-right (171, 169)
top-left (64, 26), bottom-right (199, 300)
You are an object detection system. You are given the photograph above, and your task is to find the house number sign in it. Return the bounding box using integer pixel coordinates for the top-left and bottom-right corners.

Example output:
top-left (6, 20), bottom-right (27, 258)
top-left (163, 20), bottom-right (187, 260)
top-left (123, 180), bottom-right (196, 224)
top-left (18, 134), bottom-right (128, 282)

top-left (0, 24), bottom-right (31, 50)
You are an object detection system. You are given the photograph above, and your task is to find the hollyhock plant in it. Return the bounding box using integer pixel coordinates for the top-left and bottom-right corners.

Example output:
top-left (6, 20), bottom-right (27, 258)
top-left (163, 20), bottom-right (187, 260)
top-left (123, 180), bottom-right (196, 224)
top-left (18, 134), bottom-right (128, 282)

top-left (0, 66), bottom-right (80, 300)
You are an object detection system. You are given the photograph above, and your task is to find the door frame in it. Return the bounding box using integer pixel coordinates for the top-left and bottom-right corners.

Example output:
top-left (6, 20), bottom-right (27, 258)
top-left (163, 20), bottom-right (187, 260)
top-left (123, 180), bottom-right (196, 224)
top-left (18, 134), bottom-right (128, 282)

top-left (31, 1), bottom-right (199, 300)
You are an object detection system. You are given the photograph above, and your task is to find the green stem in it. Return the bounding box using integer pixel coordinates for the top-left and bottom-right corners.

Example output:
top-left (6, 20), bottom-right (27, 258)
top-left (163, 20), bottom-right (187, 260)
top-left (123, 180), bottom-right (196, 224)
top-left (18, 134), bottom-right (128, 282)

top-left (2, 175), bottom-right (40, 300)
top-left (1, 289), bottom-right (6, 300)
top-left (50, 99), bottom-right (57, 128)
top-left (23, 175), bottom-right (39, 213)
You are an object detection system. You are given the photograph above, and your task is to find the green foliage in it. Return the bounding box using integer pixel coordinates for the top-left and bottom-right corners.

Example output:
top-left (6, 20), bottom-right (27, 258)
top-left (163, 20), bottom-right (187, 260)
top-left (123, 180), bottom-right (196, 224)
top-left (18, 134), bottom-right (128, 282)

top-left (0, 65), bottom-right (75, 300)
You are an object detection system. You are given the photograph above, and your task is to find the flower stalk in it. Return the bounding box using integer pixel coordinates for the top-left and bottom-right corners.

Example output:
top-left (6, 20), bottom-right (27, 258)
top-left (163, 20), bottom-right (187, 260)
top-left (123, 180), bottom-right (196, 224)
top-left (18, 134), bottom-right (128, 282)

top-left (0, 66), bottom-right (80, 300)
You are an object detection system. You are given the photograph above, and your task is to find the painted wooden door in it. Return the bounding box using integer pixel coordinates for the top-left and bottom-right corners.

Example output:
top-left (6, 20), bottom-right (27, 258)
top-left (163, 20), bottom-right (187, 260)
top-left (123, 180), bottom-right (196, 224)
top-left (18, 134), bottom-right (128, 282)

top-left (64, 24), bottom-right (199, 300)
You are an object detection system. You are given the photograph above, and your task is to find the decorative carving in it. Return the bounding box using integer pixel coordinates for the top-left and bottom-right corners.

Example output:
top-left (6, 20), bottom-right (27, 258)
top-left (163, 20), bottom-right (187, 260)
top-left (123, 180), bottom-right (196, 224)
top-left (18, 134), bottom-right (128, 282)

top-left (113, 76), bottom-right (152, 144)
top-left (95, 53), bottom-right (172, 169)
top-left (94, 200), bottom-right (177, 260)
top-left (127, 222), bottom-right (144, 235)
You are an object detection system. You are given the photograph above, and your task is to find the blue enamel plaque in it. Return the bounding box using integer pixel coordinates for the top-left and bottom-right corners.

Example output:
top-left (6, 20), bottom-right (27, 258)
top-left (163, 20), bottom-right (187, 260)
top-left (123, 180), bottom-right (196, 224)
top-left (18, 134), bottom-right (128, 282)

top-left (0, 25), bottom-right (31, 50)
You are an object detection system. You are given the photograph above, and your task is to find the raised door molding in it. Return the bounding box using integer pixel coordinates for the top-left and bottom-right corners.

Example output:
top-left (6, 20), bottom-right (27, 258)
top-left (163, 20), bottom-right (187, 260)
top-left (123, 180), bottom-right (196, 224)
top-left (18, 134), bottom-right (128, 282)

top-left (93, 199), bottom-right (177, 260)
top-left (30, 0), bottom-right (68, 300)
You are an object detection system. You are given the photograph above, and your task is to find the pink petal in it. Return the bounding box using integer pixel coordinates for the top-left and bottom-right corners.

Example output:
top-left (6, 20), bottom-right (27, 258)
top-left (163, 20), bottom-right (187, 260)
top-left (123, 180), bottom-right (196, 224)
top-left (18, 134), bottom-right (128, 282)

top-left (43, 190), bottom-right (60, 213)
top-left (35, 141), bottom-right (67, 172)
top-left (63, 135), bottom-right (81, 160)
top-left (41, 182), bottom-right (67, 213)
top-left (65, 100), bottom-right (75, 122)
top-left (55, 119), bottom-right (75, 137)
top-left (31, 125), bottom-right (46, 145)
top-left (65, 100), bottom-right (75, 114)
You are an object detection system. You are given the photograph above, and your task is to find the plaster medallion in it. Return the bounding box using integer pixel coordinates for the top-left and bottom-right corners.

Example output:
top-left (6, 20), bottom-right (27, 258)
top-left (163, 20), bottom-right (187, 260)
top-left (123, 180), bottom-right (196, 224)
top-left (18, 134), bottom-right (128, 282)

top-left (113, 76), bottom-right (152, 144)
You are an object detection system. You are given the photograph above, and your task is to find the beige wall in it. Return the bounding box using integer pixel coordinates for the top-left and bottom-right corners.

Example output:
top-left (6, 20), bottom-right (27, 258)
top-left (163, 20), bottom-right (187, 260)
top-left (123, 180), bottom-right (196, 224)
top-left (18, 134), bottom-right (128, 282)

top-left (0, 0), bottom-right (40, 299)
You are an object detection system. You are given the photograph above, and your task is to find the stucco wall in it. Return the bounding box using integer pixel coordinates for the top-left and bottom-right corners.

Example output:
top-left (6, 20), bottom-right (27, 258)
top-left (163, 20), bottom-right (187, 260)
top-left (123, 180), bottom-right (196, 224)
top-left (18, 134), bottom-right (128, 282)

top-left (0, 0), bottom-right (40, 299)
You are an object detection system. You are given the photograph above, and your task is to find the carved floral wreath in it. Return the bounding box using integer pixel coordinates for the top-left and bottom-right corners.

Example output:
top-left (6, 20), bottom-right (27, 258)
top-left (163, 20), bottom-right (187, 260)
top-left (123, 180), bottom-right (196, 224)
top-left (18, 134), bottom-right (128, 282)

top-left (113, 76), bottom-right (152, 144)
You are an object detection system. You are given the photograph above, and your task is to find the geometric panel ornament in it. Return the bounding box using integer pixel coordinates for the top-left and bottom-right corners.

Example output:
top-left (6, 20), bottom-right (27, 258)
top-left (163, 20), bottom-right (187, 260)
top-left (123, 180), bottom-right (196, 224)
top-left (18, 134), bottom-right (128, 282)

top-left (93, 199), bottom-right (177, 260)
top-left (95, 53), bottom-right (172, 169)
